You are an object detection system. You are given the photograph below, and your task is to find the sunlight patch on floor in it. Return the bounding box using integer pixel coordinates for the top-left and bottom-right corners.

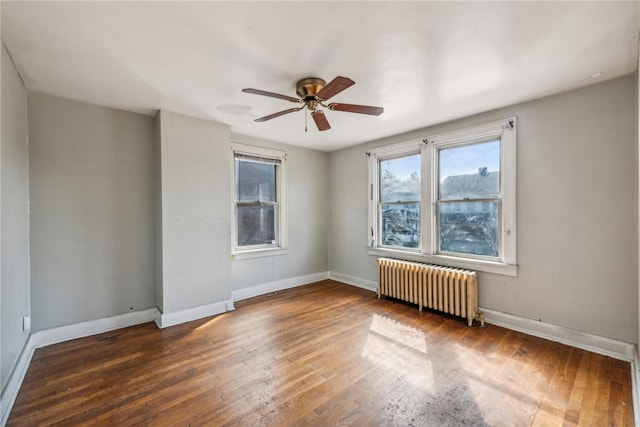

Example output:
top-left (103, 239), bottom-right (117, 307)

top-left (368, 313), bottom-right (427, 353)
top-left (361, 314), bottom-right (435, 393)
top-left (194, 314), bottom-right (227, 331)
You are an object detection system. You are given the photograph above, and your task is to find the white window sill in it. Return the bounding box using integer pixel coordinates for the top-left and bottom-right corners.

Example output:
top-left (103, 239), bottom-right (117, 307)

top-left (368, 247), bottom-right (517, 276)
top-left (232, 247), bottom-right (288, 261)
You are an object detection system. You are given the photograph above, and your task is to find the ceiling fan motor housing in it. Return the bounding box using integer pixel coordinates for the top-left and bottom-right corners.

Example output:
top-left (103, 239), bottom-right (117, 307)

top-left (296, 78), bottom-right (326, 110)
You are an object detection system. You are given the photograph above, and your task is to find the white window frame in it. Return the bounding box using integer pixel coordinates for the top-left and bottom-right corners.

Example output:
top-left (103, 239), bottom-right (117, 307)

top-left (368, 117), bottom-right (517, 276)
top-left (231, 143), bottom-right (288, 260)
top-left (367, 139), bottom-right (424, 251)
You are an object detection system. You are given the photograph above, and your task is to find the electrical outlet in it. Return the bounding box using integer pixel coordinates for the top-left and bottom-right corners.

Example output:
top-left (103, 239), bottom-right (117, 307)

top-left (23, 315), bottom-right (31, 332)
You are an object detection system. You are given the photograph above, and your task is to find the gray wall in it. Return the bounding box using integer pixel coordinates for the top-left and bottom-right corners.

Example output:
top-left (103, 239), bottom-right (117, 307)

top-left (28, 93), bottom-right (156, 330)
top-left (229, 134), bottom-right (328, 291)
top-left (1, 43), bottom-right (30, 390)
top-left (154, 115), bottom-right (163, 311)
top-left (157, 110), bottom-right (231, 313)
top-left (24, 94), bottom-right (330, 328)
top-left (329, 75), bottom-right (638, 343)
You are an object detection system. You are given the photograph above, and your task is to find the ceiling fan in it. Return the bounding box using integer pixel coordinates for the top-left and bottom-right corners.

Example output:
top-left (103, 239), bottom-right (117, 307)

top-left (242, 76), bottom-right (384, 132)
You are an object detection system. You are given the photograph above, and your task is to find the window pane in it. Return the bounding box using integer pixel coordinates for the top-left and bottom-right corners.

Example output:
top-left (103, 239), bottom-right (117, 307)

top-left (236, 159), bottom-right (276, 202)
top-left (439, 140), bottom-right (500, 200)
top-left (439, 201), bottom-right (498, 257)
top-left (381, 203), bottom-right (420, 248)
top-left (237, 204), bottom-right (276, 246)
top-left (380, 154), bottom-right (420, 203)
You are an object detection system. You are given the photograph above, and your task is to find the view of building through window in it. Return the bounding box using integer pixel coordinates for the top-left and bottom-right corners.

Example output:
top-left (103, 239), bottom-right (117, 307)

top-left (369, 118), bottom-right (515, 271)
top-left (235, 158), bottom-right (277, 246)
top-left (377, 139), bottom-right (502, 257)
top-left (437, 139), bottom-right (501, 257)
top-left (379, 154), bottom-right (421, 248)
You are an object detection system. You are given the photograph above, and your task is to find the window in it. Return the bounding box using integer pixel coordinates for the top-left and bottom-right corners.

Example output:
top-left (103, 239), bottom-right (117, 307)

top-left (437, 139), bottom-right (500, 258)
top-left (231, 143), bottom-right (287, 259)
top-left (379, 153), bottom-right (421, 250)
top-left (368, 118), bottom-right (516, 276)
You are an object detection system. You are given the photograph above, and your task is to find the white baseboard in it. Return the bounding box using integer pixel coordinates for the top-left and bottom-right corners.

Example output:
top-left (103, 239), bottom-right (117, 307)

top-left (1, 334), bottom-right (35, 427)
top-left (0, 308), bottom-right (156, 426)
top-left (30, 308), bottom-right (157, 348)
top-left (632, 347), bottom-right (640, 427)
top-left (231, 271), bottom-right (329, 302)
top-left (157, 271), bottom-right (332, 328)
top-left (328, 271), bottom-right (377, 292)
top-left (154, 299), bottom-right (235, 329)
top-left (481, 307), bottom-right (635, 361)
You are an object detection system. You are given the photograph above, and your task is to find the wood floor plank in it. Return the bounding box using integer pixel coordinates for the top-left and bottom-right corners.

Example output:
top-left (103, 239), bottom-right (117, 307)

top-left (7, 280), bottom-right (634, 426)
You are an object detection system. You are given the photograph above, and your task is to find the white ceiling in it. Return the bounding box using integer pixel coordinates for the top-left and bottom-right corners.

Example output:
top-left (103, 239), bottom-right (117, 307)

top-left (2, 2), bottom-right (639, 152)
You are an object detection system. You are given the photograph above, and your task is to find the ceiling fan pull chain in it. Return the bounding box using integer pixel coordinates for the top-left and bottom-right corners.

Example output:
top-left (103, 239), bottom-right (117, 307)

top-left (305, 107), bottom-right (308, 132)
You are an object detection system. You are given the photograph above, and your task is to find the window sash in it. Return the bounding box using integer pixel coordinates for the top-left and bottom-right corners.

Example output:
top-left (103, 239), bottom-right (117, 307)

top-left (236, 202), bottom-right (278, 249)
top-left (437, 139), bottom-right (501, 201)
top-left (435, 198), bottom-right (501, 260)
top-left (236, 201), bottom-right (278, 206)
top-left (378, 201), bottom-right (421, 251)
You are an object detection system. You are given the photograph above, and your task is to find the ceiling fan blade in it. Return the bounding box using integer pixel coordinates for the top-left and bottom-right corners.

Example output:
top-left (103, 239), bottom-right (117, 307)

top-left (254, 107), bottom-right (303, 122)
top-left (242, 88), bottom-right (301, 103)
top-left (329, 103), bottom-right (384, 116)
top-left (311, 110), bottom-right (331, 131)
top-left (316, 76), bottom-right (355, 101)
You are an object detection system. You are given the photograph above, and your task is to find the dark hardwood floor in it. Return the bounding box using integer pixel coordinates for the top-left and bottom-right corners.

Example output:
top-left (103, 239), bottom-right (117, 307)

top-left (7, 280), bottom-right (634, 426)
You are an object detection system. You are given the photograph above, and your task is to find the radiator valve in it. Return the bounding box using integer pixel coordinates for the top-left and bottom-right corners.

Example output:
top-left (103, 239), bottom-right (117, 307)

top-left (475, 311), bottom-right (486, 327)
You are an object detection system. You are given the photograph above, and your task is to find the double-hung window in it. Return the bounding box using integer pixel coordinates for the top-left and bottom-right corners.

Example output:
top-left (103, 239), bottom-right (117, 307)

top-left (375, 147), bottom-right (422, 250)
top-left (436, 138), bottom-right (501, 258)
top-left (368, 117), bottom-right (516, 275)
top-left (231, 143), bottom-right (287, 259)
